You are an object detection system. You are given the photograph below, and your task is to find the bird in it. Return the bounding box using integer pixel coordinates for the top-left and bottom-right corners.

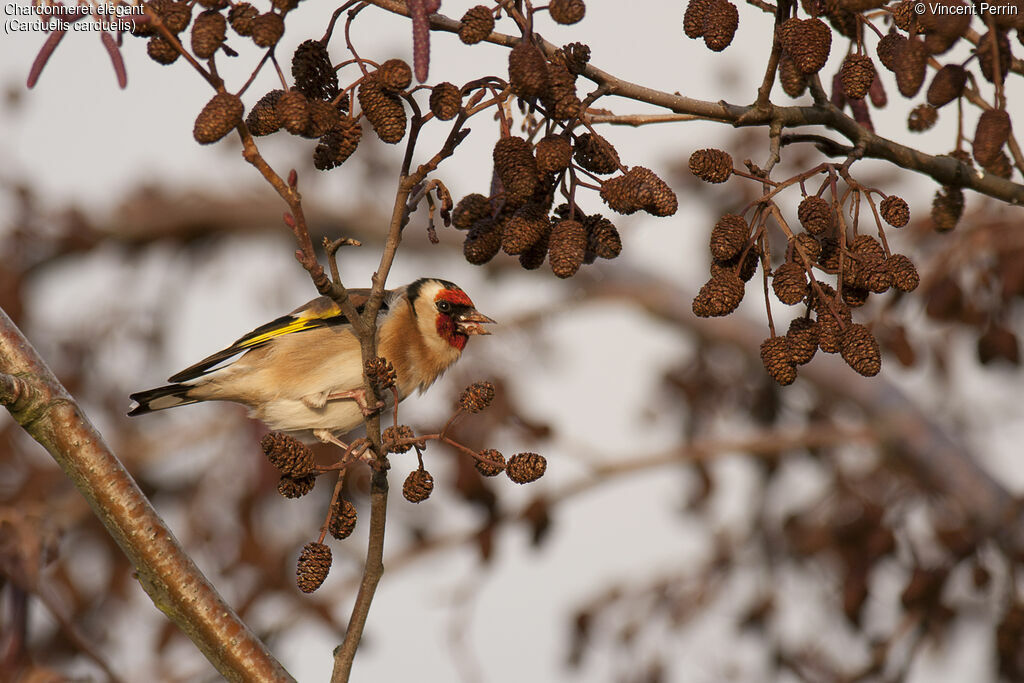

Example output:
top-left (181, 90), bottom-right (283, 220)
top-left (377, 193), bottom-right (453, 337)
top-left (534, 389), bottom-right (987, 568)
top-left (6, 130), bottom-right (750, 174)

top-left (128, 278), bottom-right (494, 445)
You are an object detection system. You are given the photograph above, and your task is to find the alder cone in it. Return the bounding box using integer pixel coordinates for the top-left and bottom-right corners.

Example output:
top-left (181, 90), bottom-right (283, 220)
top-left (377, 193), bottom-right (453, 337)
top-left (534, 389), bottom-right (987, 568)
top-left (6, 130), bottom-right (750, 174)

top-left (313, 118), bottom-right (362, 170)
top-left (780, 17), bottom-right (832, 74)
top-left (402, 469), bottom-right (434, 503)
top-left (760, 337), bottom-right (797, 385)
top-left (703, 0), bottom-right (739, 51)
top-left (147, 36), bottom-right (180, 64)
top-left (452, 194), bottom-right (492, 230)
top-left (709, 213), bottom-right (749, 261)
top-left (292, 39), bottom-right (339, 101)
top-left (536, 134), bottom-right (573, 173)
top-left (895, 37), bottom-right (928, 97)
top-left (541, 62), bottom-right (582, 120)
top-left (502, 204), bottom-right (550, 255)
top-left (193, 93), bottom-right (243, 144)
top-left (797, 195), bottom-right (832, 235)
top-left (378, 58), bottom-right (413, 92)
top-left (304, 100), bottom-right (341, 138)
top-left (463, 218), bottom-right (503, 265)
top-left (787, 317), bottom-right (819, 365)
top-left (879, 195), bottom-right (910, 227)
top-left (689, 148), bottom-right (733, 183)
top-left (927, 64), bottom-right (967, 107)
top-left (977, 30), bottom-right (1012, 83)
top-left (600, 167), bottom-right (677, 217)
top-left (228, 2), bottom-right (257, 35)
top-left (506, 453), bottom-right (547, 484)
top-left (876, 32), bottom-right (906, 72)
top-left (429, 82), bottom-right (461, 121)
top-left (191, 10), bottom-right (226, 59)
top-left (548, 219), bottom-right (587, 278)
top-left (839, 54), bottom-right (875, 99)
top-left (246, 89), bottom-right (283, 136)
top-left (508, 41), bottom-right (549, 99)
top-left (973, 109), bottom-right (1011, 167)
top-left (984, 150), bottom-right (1013, 179)
top-left (275, 90), bottom-right (309, 135)
top-left (459, 5), bottom-right (494, 44)
top-left (692, 271), bottom-right (745, 317)
top-left (932, 185), bottom-right (964, 232)
top-left (518, 227), bottom-right (551, 270)
top-left (908, 104), bottom-right (938, 132)
top-left (250, 12), bottom-right (284, 48)
top-left (779, 53), bottom-right (808, 96)
top-left (493, 136), bottom-right (539, 201)
top-left (358, 76), bottom-right (407, 143)
top-left (683, 0), bottom-right (712, 38)
top-left (161, 0), bottom-right (191, 33)
top-left (584, 214), bottom-right (621, 260)
top-left (296, 543), bottom-right (331, 593)
top-left (839, 324), bottom-right (882, 377)
top-left (772, 262), bottom-right (809, 305)
top-left (549, 0), bottom-right (586, 24)
top-left (574, 133), bottom-right (620, 174)
top-left (888, 254), bottom-right (920, 292)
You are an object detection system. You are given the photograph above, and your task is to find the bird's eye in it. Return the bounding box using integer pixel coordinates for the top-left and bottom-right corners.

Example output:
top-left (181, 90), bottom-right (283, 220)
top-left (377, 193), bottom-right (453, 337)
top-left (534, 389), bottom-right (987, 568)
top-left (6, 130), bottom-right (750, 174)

top-left (437, 300), bottom-right (452, 313)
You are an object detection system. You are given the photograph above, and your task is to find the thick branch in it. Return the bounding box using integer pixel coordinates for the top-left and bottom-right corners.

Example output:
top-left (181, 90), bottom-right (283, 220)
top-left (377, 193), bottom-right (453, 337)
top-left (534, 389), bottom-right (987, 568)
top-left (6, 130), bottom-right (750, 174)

top-left (0, 309), bottom-right (294, 683)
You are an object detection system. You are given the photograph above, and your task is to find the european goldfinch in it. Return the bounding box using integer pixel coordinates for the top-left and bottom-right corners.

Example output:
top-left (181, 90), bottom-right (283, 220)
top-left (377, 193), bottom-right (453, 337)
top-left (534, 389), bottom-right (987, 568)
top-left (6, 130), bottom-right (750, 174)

top-left (128, 278), bottom-right (494, 443)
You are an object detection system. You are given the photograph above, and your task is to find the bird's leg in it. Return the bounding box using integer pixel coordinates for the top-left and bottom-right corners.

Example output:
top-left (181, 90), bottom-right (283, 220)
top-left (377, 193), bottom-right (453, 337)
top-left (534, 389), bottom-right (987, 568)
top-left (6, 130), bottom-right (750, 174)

top-left (313, 429), bottom-right (350, 450)
top-left (301, 391), bottom-right (330, 409)
top-left (325, 387), bottom-right (386, 417)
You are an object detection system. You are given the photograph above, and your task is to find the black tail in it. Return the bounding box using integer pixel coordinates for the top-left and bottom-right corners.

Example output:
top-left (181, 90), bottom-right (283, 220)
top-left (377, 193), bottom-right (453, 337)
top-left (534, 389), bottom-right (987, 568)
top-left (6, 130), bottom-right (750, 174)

top-left (128, 384), bottom-right (198, 416)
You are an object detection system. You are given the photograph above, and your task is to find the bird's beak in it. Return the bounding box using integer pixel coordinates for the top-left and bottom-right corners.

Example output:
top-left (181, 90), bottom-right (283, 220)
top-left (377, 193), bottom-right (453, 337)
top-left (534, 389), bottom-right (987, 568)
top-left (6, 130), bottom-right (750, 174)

top-left (456, 309), bottom-right (496, 336)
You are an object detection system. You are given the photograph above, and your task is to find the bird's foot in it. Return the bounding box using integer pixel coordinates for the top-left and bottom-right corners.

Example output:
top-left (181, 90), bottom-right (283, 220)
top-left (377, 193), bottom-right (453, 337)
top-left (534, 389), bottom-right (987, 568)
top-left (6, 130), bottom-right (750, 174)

top-left (313, 429), bottom-right (350, 449)
top-left (326, 387), bottom-right (386, 417)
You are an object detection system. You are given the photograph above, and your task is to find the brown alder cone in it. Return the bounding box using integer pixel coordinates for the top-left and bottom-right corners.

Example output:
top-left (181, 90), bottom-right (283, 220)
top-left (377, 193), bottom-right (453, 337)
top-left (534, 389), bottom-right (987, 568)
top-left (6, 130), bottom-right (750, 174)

top-left (779, 53), bottom-right (808, 96)
top-left (378, 58), bottom-right (413, 92)
top-left (772, 262), bottom-right (809, 305)
top-left (228, 2), bottom-right (257, 35)
top-left (358, 75), bottom-right (407, 143)
top-left (711, 245), bottom-right (759, 282)
top-left (303, 100), bottom-right (341, 138)
top-left (506, 453), bottom-right (547, 484)
top-left (684, 0), bottom-right (712, 38)
top-left (703, 0), bottom-right (739, 51)
top-left (508, 41), bottom-right (550, 99)
top-left (296, 542), bottom-right (331, 593)
top-left (160, 0), bottom-right (191, 33)
top-left (891, 0), bottom-right (916, 30)
top-left (875, 32), bottom-right (906, 72)
top-left (977, 30), bottom-right (1011, 84)
top-left (879, 196), bottom-right (910, 227)
top-left (250, 12), bottom-right (284, 48)
top-left (453, 194), bottom-right (492, 230)
top-left (292, 39), bottom-right (339, 101)
top-left (908, 104), bottom-right (938, 132)
top-left (839, 54), bottom-right (875, 99)
top-left (601, 167), bottom-right (677, 216)
top-left (541, 62), bottom-right (582, 120)
top-left (536, 135), bottom-right (573, 173)
top-left (382, 425), bottom-right (415, 453)
top-left (313, 118), bottom-right (362, 170)
top-left (502, 204), bottom-right (550, 255)
top-left (275, 90), bottom-right (309, 135)
top-left (278, 474), bottom-right (316, 498)
top-left (574, 133), bottom-right (620, 174)
top-left (193, 93), bottom-right (244, 144)
top-left (191, 10), bottom-right (226, 59)
top-left (549, 0), bottom-right (586, 24)
top-left (793, 233), bottom-right (822, 263)
top-left (459, 382), bottom-right (496, 413)
top-left (780, 17), bottom-right (832, 74)
top-left (584, 214), bottom-right (622, 260)
top-left (927, 64), bottom-right (967, 107)
top-left (692, 271), bottom-right (745, 317)
top-left (787, 317), bottom-right (819, 365)
top-left (760, 337), bottom-right (798, 385)
top-left (246, 89), bottom-right (283, 136)
top-left (709, 213), bottom-right (749, 261)
top-left (931, 185), bottom-right (964, 232)
top-left (518, 226), bottom-right (551, 270)
top-left (475, 450), bottom-right (506, 477)
top-left (689, 148), bottom-right (733, 183)
top-left (459, 5), bottom-right (494, 44)
top-left (147, 36), bottom-right (180, 64)
top-left (261, 432), bottom-right (315, 477)
top-left (895, 37), bottom-right (928, 97)
top-left (984, 150), bottom-right (1013, 179)
top-left (839, 324), bottom-right (882, 376)
top-left (429, 82), bottom-right (461, 120)
top-left (463, 218), bottom-right (503, 264)
top-left (328, 499), bottom-right (357, 540)
top-left (973, 109), bottom-right (1011, 167)
top-left (402, 469), bottom-right (434, 502)
top-left (797, 196), bottom-right (833, 235)
top-left (888, 254), bottom-right (920, 292)
top-left (493, 136), bottom-right (539, 201)
top-left (548, 219), bottom-right (587, 278)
